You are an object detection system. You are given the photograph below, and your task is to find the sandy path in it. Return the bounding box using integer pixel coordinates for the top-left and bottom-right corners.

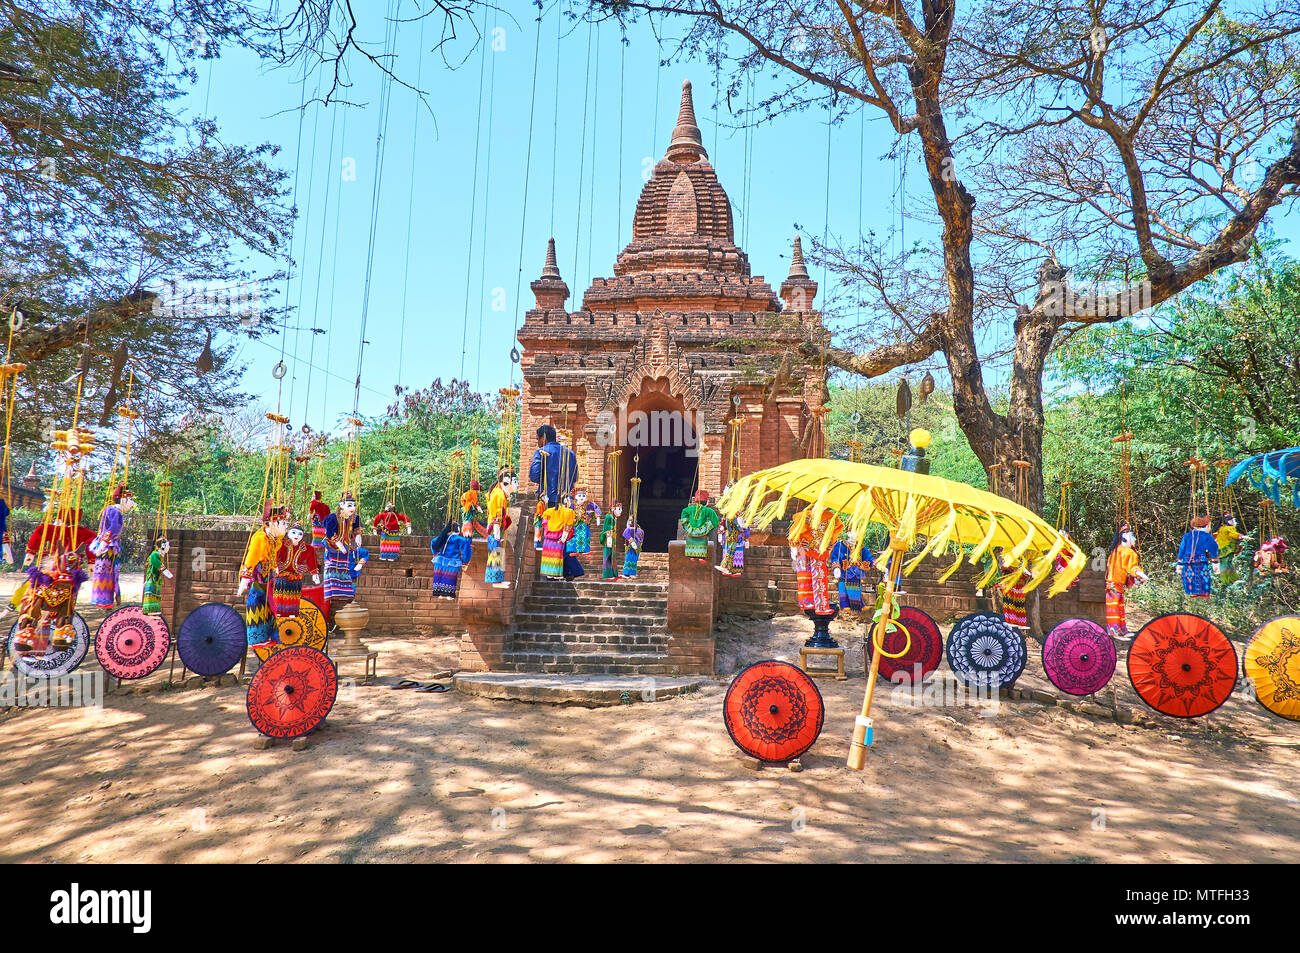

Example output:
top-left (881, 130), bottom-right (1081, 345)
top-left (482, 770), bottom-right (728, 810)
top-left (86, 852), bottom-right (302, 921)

top-left (3, 606), bottom-right (1298, 864)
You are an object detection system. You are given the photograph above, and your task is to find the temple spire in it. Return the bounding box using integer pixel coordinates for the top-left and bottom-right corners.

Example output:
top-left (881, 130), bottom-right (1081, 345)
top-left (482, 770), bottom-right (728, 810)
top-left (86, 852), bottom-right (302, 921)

top-left (531, 236), bottom-right (569, 310)
top-left (787, 236), bottom-right (809, 279)
top-left (541, 236), bottom-right (562, 279)
top-left (665, 79), bottom-right (708, 163)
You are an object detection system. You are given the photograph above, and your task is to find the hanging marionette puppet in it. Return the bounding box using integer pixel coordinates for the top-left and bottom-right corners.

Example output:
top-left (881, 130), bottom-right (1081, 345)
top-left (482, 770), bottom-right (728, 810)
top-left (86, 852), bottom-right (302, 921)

top-left (237, 503), bottom-right (289, 651)
top-left (485, 467), bottom-right (517, 588)
top-left (1105, 524), bottom-right (1149, 640)
top-left (681, 490), bottom-right (721, 563)
top-left (715, 513), bottom-right (751, 578)
top-left (322, 490), bottom-right (365, 609)
top-left (273, 522), bottom-right (321, 617)
top-left (789, 506), bottom-right (845, 616)
top-left (1177, 514), bottom-right (1220, 597)
top-left (430, 519), bottom-right (474, 599)
top-left (994, 548), bottom-right (1031, 629)
top-left (140, 536), bottom-right (173, 616)
top-left (539, 496), bottom-right (577, 582)
top-left (0, 491), bottom-right (10, 565)
top-left (460, 479), bottom-right (487, 539)
top-left (829, 533), bottom-right (869, 611)
top-left (622, 515), bottom-right (644, 578)
top-left (308, 490), bottom-right (330, 559)
top-left (1254, 537), bottom-right (1288, 575)
top-left (1212, 513), bottom-right (1250, 585)
top-left (89, 484), bottom-right (135, 608)
top-left (566, 487), bottom-right (598, 556)
top-left (601, 499), bottom-right (623, 580)
top-left (372, 502), bottom-right (412, 562)
top-left (12, 540), bottom-right (88, 653)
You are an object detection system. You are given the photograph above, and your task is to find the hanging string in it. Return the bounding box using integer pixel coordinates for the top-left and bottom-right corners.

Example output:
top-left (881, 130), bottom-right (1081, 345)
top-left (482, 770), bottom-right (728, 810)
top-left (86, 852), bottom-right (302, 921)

top-left (302, 98), bottom-right (340, 423)
top-left (288, 76), bottom-right (324, 421)
top-left (616, 35), bottom-right (625, 249)
top-left (352, 0), bottom-right (400, 417)
top-left (460, 3), bottom-right (491, 381)
top-left (318, 106), bottom-right (348, 435)
top-left (549, 0), bottom-right (563, 236)
top-left (509, 13), bottom-right (544, 391)
top-left (571, 20), bottom-right (594, 294)
top-left (585, 21), bottom-right (600, 284)
top-left (277, 65), bottom-right (311, 412)
top-left (394, 10), bottom-right (427, 390)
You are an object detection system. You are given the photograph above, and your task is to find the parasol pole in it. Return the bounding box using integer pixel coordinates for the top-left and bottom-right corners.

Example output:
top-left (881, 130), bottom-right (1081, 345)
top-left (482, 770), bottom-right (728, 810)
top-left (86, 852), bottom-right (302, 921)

top-left (847, 533), bottom-right (908, 771)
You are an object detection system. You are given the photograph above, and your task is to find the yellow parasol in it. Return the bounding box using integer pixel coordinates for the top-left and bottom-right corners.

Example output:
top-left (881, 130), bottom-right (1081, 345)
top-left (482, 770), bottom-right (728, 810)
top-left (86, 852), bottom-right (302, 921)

top-left (1244, 616), bottom-right (1300, 721)
top-left (719, 454), bottom-right (1085, 770)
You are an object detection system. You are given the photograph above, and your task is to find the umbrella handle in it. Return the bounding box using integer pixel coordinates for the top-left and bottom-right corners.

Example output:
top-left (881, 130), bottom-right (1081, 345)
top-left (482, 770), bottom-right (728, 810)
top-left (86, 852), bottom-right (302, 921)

top-left (849, 538), bottom-right (908, 770)
top-left (871, 620), bottom-right (912, 660)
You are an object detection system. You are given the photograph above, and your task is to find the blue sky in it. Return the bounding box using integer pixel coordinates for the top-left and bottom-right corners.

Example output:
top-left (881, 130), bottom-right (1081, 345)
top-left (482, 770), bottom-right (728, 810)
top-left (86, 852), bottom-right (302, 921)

top-left (198, 1), bottom-right (1296, 436)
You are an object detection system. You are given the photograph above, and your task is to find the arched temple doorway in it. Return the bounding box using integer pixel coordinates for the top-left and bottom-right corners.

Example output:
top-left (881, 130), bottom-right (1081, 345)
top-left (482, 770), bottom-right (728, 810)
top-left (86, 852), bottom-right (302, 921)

top-left (612, 381), bottom-right (699, 553)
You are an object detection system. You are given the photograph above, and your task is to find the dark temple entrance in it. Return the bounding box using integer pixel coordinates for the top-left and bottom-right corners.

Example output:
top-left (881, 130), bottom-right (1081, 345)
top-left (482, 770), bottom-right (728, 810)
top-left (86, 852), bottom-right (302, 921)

top-left (631, 443), bottom-right (697, 552)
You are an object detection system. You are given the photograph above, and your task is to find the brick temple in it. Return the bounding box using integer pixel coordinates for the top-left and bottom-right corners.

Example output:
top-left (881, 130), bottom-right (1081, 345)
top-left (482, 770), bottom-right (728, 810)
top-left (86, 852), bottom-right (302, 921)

top-left (517, 79), bottom-right (826, 551)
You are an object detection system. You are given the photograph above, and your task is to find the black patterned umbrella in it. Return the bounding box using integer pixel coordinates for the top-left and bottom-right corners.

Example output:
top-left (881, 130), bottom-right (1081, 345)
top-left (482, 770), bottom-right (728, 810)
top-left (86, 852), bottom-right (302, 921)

top-left (723, 660), bottom-right (825, 762)
top-left (177, 603), bottom-right (247, 676)
top-left (7, 613), bottom-right (90, 678)
top-left (946, 611), bottom-right (1027, 690)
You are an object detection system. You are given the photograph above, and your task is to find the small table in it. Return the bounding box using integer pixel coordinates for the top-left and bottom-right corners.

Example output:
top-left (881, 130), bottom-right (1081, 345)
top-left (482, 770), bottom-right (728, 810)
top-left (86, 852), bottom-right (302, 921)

top-left (332, 649), bottom-right (379, 682)
top-left (799, 645), bottom-right (846, 680)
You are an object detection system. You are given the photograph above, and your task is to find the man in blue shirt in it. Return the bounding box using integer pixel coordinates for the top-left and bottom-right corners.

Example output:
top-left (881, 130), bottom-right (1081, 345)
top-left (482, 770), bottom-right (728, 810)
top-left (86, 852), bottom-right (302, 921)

top-left (528, 424), bottom-right (578, 507)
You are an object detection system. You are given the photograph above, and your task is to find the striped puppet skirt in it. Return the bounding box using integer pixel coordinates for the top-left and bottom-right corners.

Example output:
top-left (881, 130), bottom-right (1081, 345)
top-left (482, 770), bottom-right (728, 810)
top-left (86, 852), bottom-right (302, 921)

top-left (1001, 582), bottom-right (1028, 628)
top-left (245, 576), bottom-right (277, 646)
top-left (431, 554), bottom-right (464, 598)
top-left (622, 548), bottom-right (639, 578)
top-left (684, 533), bottom-right (709, 561)
top-left (376, 530), bottom-right (401, 561)
top-left (794, 553), bottom-right (812, 610)
top-left (485, 538), bottom-right (506, 586)
top-left (311, 518), bottom-right (327, 550)
top-left (540, 531), bottom-right (566, 579)
top-left (272, 573), bottom-right (303, 617)
top-left (323, 549), bottom-right (355, 604)
top-left (90, 551), bottom-right (120, 608)
top-left (1105, 584), bottom-right (1127, 639)
top-left (839, 568), bottom-right (863, 611)
top-left (141, 574), bottom-right (162, 616)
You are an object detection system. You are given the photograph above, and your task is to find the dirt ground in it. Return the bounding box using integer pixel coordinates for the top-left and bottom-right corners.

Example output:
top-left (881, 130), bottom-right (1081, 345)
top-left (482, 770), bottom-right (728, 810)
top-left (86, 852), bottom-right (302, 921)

top-left (2, 571), bottom-right (1298, 863)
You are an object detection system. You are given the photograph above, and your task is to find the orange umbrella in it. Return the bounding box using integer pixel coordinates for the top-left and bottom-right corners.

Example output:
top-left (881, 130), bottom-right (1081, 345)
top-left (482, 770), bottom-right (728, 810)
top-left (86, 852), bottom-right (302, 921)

top-left (723, 660), bottom-right (824, 762)
top-left (1127, 613), bottom-right (1238, 718)
top-left (1244, 615), bottom-right (1300, 721)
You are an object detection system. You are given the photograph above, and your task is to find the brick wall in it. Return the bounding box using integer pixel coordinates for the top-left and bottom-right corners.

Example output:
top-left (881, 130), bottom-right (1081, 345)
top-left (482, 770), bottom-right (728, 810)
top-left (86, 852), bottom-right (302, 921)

top-left (718, 544), bottom-right (1107, 630)
top-left (159, 529), bottom-right (461, 637)
top-left (665, 539), bottom-right (717, 674)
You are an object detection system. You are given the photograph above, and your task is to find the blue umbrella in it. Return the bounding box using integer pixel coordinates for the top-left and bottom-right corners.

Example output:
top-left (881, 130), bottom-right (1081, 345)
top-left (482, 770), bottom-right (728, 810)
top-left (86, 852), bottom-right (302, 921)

top-left (177, 603), bottom-right (246, 676)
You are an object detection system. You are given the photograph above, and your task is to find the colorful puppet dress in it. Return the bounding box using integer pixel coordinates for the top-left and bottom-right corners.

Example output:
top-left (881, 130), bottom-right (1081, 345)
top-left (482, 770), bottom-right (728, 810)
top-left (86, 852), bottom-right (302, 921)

top-left (532, 501), bottom-right (546, 551)
top-left (830, 539), bottom-right (865, 610)
top-left (1178, 528), bottom-right (1219, 597)
top-left (141, 547), bottom-right (165, 615)
top-left (998, 557), bottom-right (1030, 628)
top-left (680, 499), bottom-right (721, 562)
top-left (540, 505), bottom-right (575, 580)
top-left (239, 529), bottom-right (279, 647)
top-left (1105, 543), bottom-right (1141, 639)
top-left (309, 495), bottom-right (330, 557)
top-left (431, 531), bottom-right (473, 599)
top-left (484, 484), bottom-right (512, 586)
top-left (460, 485), bottom-right (487, 539)
top-left (0, 496), bottom-right (10, 565)
top-left (89, 502), bottom-right (125, 608)
top-left (322, 512), bottom-right (359, 604)
top-left (13, 551), bottom-right (87, 652)
top-left (622, 522), bottom-right (643, 578)
top-left (717, 518), bottom-right (749, 577)
top-left (372, 509), bottom-right (409, 561)
top-left (273, 539), bottom-right (318, 617)
top-left (792, 545), bottom-right (813, 610)
top-left (601, 512), bottom-right (619, 579)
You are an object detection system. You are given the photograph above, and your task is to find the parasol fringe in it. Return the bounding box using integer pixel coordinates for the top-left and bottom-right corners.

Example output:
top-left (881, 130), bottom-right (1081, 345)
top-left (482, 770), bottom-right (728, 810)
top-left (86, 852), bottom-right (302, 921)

top-left (1047, 544), bottom-right (1087, 597)
top-left (975, 557), bottom-right (1000, 590)
top-left (808, 482), bottom-right (831, 528)
top-left (968, 509), bottom-right (998, 565)
top-left (904, 503), bottom-right (956, 575)
top-left (1023, 533), bottom-right (1067, 594)
top-left (1006, 518), bottom-right (1036, 563)
top-left (938, 542), bottom-right (966, 584)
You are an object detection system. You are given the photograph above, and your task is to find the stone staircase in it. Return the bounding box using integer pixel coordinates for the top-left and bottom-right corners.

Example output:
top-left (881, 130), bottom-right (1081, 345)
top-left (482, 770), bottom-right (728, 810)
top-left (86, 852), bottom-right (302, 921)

top-left (499, 550), bottom-right (674, 675)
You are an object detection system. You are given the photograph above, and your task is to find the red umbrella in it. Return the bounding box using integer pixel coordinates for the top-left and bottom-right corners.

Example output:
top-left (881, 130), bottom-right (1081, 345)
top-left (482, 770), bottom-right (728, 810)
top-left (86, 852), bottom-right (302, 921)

top-left (723, 660), bottom-right (824, 762)
top-left (94, 606), bottom-right (171, 680)
top-left (247, 646), bottom-right (338, 739)
top-left (868, 605), bottom-right (942, 684)
top-left (1127, 613), bottom-right (1238, 718)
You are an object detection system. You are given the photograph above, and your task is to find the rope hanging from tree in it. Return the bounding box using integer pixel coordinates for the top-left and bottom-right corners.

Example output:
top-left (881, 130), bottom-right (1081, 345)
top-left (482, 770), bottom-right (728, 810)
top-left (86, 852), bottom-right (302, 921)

top-left (0, 310), bottom-right (26, 510)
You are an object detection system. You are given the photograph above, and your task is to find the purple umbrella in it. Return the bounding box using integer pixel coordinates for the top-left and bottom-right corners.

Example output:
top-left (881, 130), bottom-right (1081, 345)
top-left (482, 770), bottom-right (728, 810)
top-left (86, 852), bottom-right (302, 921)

top-left (177, 603), bottom-right (247, 677)
top-left (1042, 618), bottom-right (1117, 696)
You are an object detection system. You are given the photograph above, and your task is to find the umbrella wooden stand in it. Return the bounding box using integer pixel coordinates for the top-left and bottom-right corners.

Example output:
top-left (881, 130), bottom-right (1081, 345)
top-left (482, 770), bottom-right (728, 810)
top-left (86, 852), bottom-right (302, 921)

top-left (848, 538), bottom-right (909, 770)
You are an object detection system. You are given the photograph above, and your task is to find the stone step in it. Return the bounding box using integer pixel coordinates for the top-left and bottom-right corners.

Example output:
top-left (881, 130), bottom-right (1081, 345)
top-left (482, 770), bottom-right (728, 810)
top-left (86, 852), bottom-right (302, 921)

top-left (519, 598), bottom-right (667, 614)
top-left (510, 639), bottom-right (668, 656)
top-left (511, 617), bottom-right (668, 635)
top-left (532, 581), bottom-right (668, 597)
top-left (510, 630), bottom-right (670, 647)
top-left (497, 651), bottom-right (676, 676)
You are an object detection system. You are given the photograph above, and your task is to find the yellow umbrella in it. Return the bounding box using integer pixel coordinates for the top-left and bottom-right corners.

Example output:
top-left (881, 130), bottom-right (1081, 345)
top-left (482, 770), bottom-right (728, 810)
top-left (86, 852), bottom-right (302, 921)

top-left (1244, 616), bottom-right (1300, 721)
top-left (719, 454), bottom-right (1086, 770)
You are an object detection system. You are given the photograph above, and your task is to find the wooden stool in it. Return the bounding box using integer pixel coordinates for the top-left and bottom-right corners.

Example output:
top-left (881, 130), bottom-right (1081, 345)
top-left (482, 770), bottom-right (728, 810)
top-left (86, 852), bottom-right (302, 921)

top-left (332, 649), bottom-right (378, 682)
top-left (799, 645), bottom-right (846, 680)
